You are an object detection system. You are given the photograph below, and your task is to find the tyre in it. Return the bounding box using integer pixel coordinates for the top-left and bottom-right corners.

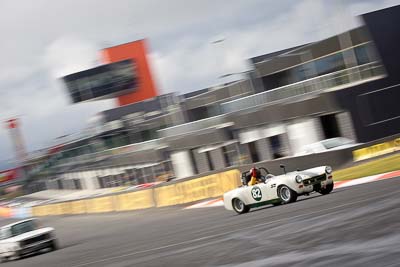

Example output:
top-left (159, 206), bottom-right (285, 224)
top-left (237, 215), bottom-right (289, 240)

top-left (272, 201), bottom-right (282, 206)
top-left (278, 185), bottom-right (298, 204)
top-left (0, 257), bottom-right (8, 263)
top-left (232, 198), bottom-right (250, 214)
top-left (319, 183), bottom-right (334, 195)
top-left (49, 240), bottom-right (58, 251)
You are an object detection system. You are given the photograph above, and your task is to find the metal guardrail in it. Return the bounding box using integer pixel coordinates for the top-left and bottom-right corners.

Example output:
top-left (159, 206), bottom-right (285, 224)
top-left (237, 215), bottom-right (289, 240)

top-left (221, 62), bottom-right (385, 113)
top-left (158, 115), bottom-right (227, 138)
top-left (34, 139), bottom-right (163, 173)
top-left (106, 139), bottom-right (162, 154)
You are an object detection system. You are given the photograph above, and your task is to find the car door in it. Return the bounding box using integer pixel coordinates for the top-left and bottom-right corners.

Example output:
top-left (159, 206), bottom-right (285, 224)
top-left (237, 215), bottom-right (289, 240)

top-left (241, 182), bottom-right (276, 205)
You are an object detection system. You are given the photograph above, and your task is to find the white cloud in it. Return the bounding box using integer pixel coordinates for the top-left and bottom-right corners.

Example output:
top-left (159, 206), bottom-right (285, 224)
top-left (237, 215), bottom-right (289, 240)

top-left (149, 0), bottom-right (351, 93)
top-left (0, 35), bottom-right (115, 159)
top-left (44, 36), bottom-right (102, 78)
top-left (0, 0), bottom-right (400, 163)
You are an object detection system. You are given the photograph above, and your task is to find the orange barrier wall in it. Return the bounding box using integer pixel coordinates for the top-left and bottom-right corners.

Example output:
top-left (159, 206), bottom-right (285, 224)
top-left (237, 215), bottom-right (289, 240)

top-left (29, 169), bottom-right (241, 217)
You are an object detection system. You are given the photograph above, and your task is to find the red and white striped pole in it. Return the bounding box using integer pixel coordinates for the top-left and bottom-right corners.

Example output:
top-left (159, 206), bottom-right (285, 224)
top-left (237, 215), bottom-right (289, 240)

top-left (4, 118), bottom-right (27, 164)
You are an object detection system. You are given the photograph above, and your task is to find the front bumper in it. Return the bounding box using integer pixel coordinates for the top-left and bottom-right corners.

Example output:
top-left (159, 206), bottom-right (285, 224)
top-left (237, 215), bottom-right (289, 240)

top-left (17, 239), bottom-right (55, 257)
top-left (295, 176), bottom-right (333, 194)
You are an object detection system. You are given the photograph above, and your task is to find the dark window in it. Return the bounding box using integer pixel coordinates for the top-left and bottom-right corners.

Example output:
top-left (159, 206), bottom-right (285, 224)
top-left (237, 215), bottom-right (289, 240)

top-left (261, 52), bottom-right (349, 92)
top-left (163, 161), bottom-right (172, 172)
top-left (187, 106), bottom-right (209, 122)
top-left (189, 149), bottom-right (199, 174)
top-left (205, 151), bottom-right (215, 171)
top-left (320, 114), bottom-right (341, 139)
top-left (225, 128), bottom-right (235, 140)
top-left (221, 146), bottom-right (232, 167)
top-left (354, 46), bottom-right (369, 65)
top-left (354, 43), bottom-right (377, 65)
top-left (73, 179), bottom-right (82, 190)
top-left (57, 180), bottom-right (63, 189)
top-left (136, 169), bottom-right (145, 184)
top-left (261, 71), bottom-right (290, 91)
top-left (314, 52), bottom-right (346, 76)
top-left (128, 131), bottom-right (142, 144)
top-left (268, 135), bottom-right (285, 159)
top-left (290, 64), bottom-right (309, 82)
top-left (141, 130), bottom-right (152, 141)
top-left (71, 92), bottom-right (82, 103)
top-left (62, 59), bottom-right (137, 103)
top-left (207, 104), bottom-right (221, 117)
top-left (98, 177), bottom-right (105, 188)
top-left (142, 167), bottom-right (155, 183)
top-left (248, 142), bottom-right (260, 163)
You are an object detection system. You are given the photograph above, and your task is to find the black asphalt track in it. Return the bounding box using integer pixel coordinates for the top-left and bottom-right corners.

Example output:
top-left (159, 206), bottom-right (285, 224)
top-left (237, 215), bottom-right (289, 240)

top-left (2, 177), bottom-right (399, 267)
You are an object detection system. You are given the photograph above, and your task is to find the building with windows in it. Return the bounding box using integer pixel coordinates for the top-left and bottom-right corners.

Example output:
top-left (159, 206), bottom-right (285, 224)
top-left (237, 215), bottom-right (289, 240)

top-left (23, 5), bottom-right (400, 192)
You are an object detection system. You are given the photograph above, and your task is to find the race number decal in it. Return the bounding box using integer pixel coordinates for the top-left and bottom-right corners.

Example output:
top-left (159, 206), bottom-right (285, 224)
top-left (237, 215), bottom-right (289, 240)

top-left (251, 186), bottom-right (262, 201)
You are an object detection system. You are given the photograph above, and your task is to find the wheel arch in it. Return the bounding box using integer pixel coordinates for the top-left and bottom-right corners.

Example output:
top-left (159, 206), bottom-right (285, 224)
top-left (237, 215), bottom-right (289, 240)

top-left (229, 190), bottom-right (250, 205)
top-left (276, 182), bottom-right (297, 195)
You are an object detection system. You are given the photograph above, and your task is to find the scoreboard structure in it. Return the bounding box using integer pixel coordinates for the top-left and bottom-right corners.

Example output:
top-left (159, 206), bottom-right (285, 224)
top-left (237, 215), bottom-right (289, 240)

top-left (62, 39), bottom-right (159, 106)
top-left (62, 59), bottom-right (137, 103)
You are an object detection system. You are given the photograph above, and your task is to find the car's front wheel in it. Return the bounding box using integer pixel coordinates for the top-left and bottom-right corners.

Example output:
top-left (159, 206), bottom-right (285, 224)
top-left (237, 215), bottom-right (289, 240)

top-left (232, 198), bottom-right (250, 214)
top-left (49, 240), bottom-right (58, 251)
top-left (318, 183), bottom-right (334, 195)
top-left (272, 200), bottom-right (282, 206)
top-left (278, 185), bottom-right (298, 204)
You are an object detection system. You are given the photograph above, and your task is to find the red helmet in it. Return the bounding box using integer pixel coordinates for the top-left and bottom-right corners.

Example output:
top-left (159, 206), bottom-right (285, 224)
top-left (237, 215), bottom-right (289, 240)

top-left (250, 167), bottom-right (258, 177)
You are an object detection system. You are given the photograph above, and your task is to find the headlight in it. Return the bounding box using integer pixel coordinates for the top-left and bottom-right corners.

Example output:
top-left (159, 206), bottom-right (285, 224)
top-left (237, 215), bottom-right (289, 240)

top-left (325, 166), bottom-right (332, 174)
top-left (295, 175), bottom-right (303, 183)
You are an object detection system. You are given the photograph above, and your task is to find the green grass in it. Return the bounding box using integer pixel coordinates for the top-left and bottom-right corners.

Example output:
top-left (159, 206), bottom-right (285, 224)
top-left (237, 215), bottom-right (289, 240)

top-left (333, 153), bottom-right (400, 181)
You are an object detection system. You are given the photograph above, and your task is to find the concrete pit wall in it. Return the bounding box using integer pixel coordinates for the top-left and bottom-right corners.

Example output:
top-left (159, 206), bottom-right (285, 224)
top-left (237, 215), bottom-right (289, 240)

top-left (28, 169), bottom-right (241, 217)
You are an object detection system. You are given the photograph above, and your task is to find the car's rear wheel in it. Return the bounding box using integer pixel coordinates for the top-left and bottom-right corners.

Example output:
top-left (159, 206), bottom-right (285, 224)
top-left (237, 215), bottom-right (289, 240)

top-left (232, 198), bottom-right (250, 214)
top-left (318, 183), bottom-right (334, 195)
top-left (278, 185), bottom-right (297, 204)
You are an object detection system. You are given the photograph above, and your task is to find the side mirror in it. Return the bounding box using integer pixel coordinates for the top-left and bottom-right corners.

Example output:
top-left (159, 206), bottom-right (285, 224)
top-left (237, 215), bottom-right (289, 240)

top-left (280, 164), bottom-right (286, 174)
top-left (241, 172), bottom-right (248, 186)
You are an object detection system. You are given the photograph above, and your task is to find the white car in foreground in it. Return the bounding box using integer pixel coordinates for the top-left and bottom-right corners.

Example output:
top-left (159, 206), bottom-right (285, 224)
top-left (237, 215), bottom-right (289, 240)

top-left (223, 165), bottom-right (334, 214)
top-left (0, 218), bottom-right (57, 262)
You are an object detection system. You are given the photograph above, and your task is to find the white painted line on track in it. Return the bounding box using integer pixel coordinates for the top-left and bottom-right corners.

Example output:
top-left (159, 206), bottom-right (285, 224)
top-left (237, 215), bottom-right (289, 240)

top-left (336, 175), bottom-right (380, 188)
top-left (184, 198), bottom-right (223, 209)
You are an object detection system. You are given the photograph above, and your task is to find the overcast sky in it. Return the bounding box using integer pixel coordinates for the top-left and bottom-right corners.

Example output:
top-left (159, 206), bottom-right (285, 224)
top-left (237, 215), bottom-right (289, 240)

top-left (0, 0), bottom-right (399, 167)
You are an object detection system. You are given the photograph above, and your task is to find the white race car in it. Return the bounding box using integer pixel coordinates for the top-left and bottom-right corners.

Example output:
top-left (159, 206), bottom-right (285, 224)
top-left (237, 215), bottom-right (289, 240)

top-left (224, 165), bottom-right (334, 214)
top-left (0, 218), bottom-right (58, 262)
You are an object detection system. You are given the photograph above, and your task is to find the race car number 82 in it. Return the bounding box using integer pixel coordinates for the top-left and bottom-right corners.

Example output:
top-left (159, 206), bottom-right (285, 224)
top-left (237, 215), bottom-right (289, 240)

top-left (251, 186), bottom-right (262, 201)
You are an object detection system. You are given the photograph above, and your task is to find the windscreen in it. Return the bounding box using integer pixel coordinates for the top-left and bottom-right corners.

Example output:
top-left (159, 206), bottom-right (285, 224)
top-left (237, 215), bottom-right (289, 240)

top-left (321, 138), bottom-right (351, 149)
top-left (10, 220), bottom-right (38, 237)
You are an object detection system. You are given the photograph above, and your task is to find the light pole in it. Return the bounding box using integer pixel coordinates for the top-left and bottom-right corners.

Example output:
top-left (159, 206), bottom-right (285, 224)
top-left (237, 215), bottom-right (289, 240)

top-left (211, 38), bottom-right (226, 82)
top-left (211, 39), bottom-right (225, 44)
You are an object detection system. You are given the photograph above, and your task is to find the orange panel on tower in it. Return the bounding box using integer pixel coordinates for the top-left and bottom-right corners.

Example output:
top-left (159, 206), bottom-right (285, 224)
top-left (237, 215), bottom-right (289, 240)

top-left (102, 39), bottom-right (159, 106)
